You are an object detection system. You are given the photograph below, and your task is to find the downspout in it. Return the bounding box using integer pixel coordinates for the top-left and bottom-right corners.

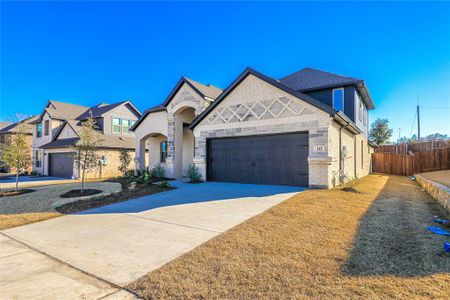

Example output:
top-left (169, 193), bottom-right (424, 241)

top-left (354, 135), bottom-right (357, 179)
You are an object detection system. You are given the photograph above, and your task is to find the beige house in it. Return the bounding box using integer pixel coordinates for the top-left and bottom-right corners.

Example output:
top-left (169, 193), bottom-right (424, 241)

top-left (132, 67), bottom-right (375, 188)
top-left (31, 100), bottom-right (141, 179)
top-left (0, 115), bottom-right (39, 173)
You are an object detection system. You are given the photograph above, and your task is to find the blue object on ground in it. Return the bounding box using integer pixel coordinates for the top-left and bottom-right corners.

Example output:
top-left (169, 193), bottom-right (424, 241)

top-left (433, 217), bottom-right (449, 225)
top-left (427, 226), bottom-right (450, 236)
top-left (445, 242), bottom-right (450, 253)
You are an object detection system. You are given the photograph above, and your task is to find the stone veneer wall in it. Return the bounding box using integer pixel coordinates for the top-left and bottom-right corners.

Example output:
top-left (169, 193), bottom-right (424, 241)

top-left (416, 174), bottom-right (450, 213)
top-left (193, 116), bottom-right (333, 188)
top-left (43, 148), bottom-right (135, 179)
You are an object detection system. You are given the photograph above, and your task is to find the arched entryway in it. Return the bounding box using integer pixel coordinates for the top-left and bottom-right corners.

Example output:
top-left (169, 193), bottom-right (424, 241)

top-left (137, 133), bottom-right (168, 172)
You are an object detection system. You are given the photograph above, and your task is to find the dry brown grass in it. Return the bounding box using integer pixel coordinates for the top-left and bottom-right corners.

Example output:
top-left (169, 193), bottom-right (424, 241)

top-left (0, 212), bottom-right (61, 230)
top-left (128, 175), bottom-right (450, 299)
top-left (419, 170), bottom-right (450, 187)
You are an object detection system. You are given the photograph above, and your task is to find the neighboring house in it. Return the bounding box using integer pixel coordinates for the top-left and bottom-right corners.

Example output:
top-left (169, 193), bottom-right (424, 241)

top-left (30, 100), bottom-right (141, 179)
top-left (0, 116), bottom-right (39, 172)
top-left (131, 67), bottom-right (375, 188)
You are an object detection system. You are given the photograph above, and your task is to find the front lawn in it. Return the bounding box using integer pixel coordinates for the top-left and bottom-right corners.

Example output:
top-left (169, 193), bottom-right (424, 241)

top-left (128, 175), bottom-right (450, 299)
top-left (0, 178), bottom-right (172, 230)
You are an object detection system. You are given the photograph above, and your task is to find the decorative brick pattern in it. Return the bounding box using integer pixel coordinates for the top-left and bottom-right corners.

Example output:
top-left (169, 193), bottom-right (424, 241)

top-left (205, 96), bottom-right (314, 125)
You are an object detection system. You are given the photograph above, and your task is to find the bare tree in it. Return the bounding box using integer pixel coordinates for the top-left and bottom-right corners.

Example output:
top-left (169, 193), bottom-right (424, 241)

top-left (71, 113), bottom-right (103, 195)
top-left (0, 115), bottom-right (32, 191)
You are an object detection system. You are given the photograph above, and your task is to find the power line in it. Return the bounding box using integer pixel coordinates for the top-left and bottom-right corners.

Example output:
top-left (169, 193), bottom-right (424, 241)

top-left (420, 106), bottom-right (450, 109)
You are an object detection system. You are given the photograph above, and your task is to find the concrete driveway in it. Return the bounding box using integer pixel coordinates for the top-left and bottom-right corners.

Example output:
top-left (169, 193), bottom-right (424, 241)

top-left (1, 180), bottom-right (302, 299)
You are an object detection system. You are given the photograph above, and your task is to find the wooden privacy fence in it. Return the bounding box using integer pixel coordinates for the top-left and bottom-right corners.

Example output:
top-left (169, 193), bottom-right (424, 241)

top-left (372, 148), bottom-right (450, 176)
top-left (375, 140), bottom-right (450, 154)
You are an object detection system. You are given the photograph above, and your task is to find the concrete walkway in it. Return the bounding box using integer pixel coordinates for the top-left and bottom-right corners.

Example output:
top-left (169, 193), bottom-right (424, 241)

top-left (1, 181), bottom-right (302, 299)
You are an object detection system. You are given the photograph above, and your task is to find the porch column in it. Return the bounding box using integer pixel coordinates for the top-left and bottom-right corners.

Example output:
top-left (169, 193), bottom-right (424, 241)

top-left (135, 138), bottom-right (146, 171)
top-left (166, 114), bottom-right (176, 178)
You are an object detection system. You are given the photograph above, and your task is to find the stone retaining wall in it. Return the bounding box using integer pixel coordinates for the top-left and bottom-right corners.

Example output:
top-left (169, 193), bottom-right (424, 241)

top-left (416, 174), bottom-right (450, 213)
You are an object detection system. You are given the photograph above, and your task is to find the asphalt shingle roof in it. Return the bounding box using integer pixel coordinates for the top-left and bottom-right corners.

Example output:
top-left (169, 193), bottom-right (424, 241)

top-left (0, 115), bottom-right (39, 134)
top-left (279, 67), bottom-right (363, 91)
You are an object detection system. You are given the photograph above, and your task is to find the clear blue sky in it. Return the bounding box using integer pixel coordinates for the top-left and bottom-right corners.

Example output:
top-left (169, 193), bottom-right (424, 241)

top-left (1, 1), bottom-right (449, 139)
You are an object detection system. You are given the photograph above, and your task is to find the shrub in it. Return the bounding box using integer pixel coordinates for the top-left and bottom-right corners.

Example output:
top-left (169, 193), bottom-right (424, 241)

top-left (186, 164), bottom-right (202, 183)
top-left (158, 181), bottom-right (170, 188)
top-left (150, 164), bottom-right (166, 178)
top-left (126, 169), bottom-right (135, 177)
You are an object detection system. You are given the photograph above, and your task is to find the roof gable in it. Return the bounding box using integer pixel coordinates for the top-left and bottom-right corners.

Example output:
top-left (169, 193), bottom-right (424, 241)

top-left (77, 100), bottom-right (141, 120)
top-left (162, 77), bottom-right (222, 107)
top-left (190, 67), bottom-right (335, 129)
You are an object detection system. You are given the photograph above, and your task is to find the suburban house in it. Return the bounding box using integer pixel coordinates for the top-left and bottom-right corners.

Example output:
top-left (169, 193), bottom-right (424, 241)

top-left (0, 115), bottom-right (39, 172)
top-left (31, 100), bottom-right (141, 179)
top-left (131, 67), bottom-right (375, 188)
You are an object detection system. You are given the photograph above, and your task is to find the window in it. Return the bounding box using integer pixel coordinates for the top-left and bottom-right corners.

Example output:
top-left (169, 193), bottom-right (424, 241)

top-left (160, 141), bottom-right (168, 163)
top-left (36, 124), bottom-right (42, 138)
top-left (122, 119), bottom-right (131, 134)
top-left (44, 120), bottom-right (49, 136)
top-left (112, 117), bottom-right (121, 134)
top-left (35, 150), bottom-right (42, 168)
top-left (358, 101), bottom-right (363, 122)
top-left (332, 88), bottom-right (344, 112)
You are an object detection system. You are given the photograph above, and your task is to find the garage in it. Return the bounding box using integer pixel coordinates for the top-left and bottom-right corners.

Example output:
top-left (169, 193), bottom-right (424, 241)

top-left (207, 132), bottom-right (309, 187)
top-left (49, 153), bottom-right (74, 178)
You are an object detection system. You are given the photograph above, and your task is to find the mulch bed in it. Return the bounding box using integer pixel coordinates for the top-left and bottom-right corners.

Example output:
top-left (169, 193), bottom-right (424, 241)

top-left (56, 183), bottom-right (173, 214)
top-left (60, 189), bottom-right (103, 198)
top-left (0, 189), bottom-right (35, 197)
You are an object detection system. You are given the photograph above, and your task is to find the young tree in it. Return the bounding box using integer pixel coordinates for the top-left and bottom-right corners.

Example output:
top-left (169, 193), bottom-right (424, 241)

top-left (0, 118), bottom-right (32, 191)
top-left (369, 118), bottom-right (393, 145)
top-left (71, 113), bottom-right (103, 194)
top-left (118, 148), bottom-right (132, 176)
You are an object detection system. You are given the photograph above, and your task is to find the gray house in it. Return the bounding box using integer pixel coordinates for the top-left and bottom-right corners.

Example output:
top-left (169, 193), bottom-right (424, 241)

top-left (132, 67), bottom-right (375, 188)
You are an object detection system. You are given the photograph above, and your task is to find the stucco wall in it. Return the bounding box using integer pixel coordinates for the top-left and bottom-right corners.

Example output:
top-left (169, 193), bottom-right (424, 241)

top-left (329, 121), bottom-right (372, 186)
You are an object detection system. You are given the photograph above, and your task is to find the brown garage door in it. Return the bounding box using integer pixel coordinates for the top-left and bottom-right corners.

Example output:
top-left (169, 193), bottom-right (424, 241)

top-left (207, 132), bottom-right (309, 187)
top-left (49, 153), bottom-right (74, 178)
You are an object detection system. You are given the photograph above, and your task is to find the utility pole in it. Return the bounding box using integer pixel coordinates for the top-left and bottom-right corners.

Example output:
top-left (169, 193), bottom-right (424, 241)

top-left (417, 95), bottom-right (421, 141)
top-left (398, 128), bottom-right (401, 143)
top-left (417, 105), bottom-right (421, 141)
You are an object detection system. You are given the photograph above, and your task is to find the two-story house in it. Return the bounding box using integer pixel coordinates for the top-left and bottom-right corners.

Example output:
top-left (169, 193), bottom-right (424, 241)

top-left (31, 100), bottom-right (141, 178)
top-left (131, 66), bottom-right (375, 188)
top-left (0, 115), bottom-right (39, 172)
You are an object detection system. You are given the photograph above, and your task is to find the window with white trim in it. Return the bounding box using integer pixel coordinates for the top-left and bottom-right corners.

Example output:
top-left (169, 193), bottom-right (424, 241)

top-left (112, 117), bottom-right (121, 134)
top-left (332, 88), bottom-right (344, 112)
top-left (122, 119), bottom-right (131, 134)
top-left (160, 141), bottom-right (167, 163)
top-left (35, 150), bottom-right (42, 168)
top-left (36, 124), bottom-right (42, 138)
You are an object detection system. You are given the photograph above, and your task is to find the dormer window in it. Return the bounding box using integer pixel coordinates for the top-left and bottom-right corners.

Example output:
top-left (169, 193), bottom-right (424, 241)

top-left (332, 88), bottom-right (344, 112)
top-left (122, 119), bottom-right (132, 134)
top-left (36, 123), bottom-right (42, 138)
top-left (112, 117), bottom-right (121, 134)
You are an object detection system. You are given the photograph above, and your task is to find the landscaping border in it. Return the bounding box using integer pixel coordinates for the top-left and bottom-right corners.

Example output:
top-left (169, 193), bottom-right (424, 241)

top-left (416, 174), bottom-right (450, 212)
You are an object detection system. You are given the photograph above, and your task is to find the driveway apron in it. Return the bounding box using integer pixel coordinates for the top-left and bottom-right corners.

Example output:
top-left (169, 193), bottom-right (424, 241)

top-left (1, 180), bottom-right (302, 299)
